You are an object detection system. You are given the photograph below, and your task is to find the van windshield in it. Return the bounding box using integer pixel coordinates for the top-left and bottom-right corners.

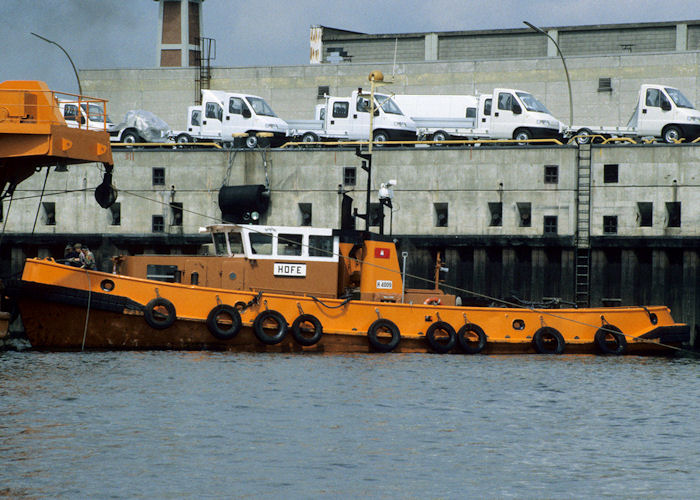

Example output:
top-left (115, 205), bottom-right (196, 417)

top-left (516, 92), bottom-right (551, 114)
top-left (81, 103), bottom-right (111, 123)
top-left (375, 94), bottom-right (403, 115)
top-left (665, 88), bottom-right (695, 109)
top-left (246, 97), bottom-right (277, 117)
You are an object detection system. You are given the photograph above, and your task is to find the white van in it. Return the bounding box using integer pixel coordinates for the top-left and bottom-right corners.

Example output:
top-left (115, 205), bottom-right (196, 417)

top-left (172, 90), bottom-right (289, 148)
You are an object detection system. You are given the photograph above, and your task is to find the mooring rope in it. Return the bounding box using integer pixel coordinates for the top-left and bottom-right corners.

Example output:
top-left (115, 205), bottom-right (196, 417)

top-left (81, 270), bottom-right (92, 352)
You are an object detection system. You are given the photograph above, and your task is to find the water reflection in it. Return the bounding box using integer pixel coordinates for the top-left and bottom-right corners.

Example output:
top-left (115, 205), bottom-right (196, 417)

top-left (1, 352), bottom-right (699, 498)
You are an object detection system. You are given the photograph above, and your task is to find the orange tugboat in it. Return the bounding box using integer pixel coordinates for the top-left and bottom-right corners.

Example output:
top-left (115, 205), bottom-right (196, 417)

top-left (0, 80), bottom-right (690, 354)
top-left (8, 223), bottom-right (689, 355)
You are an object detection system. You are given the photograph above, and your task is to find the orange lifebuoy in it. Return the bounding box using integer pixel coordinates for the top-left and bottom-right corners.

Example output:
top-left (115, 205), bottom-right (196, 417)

top-left (424, 297), bottom-right (442, 305)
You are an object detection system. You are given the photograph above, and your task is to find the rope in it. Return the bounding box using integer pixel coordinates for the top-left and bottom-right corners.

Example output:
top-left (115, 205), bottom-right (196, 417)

top-left (0, 187), bottom-right (15, 251)
top-left (81, 270), bottom-right (92, 351)
top-left (310, 295), bottom-right (353, 309)
top-left (31, 167), bottom-right (51, 235)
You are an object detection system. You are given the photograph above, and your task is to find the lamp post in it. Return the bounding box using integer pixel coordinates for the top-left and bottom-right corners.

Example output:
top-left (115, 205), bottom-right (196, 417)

top-left (524, 21), bottom-right (573, 127)
top-left (31, 32), bottom-right (82, 94)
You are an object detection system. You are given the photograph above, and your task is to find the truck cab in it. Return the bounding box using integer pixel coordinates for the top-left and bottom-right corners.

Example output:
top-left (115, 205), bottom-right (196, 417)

top-left (630, 84), bottom-right (700, 142)
top-left (188, 90), bottom-right (289, 147)
top-left (289, 90), bottom-right (416, 143)
top-left (59, 100), bottom-right (114, 133)
top-left (478, 89), bottom-right (562, 140)
top-left (323, 90), bottom-right (416, 141)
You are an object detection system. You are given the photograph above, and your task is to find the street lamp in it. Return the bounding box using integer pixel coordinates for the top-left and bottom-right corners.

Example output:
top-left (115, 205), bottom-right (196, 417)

top-left (524, 21), bottom-right (573, 127)
top-left (31, 32), bottom-right (82, 94)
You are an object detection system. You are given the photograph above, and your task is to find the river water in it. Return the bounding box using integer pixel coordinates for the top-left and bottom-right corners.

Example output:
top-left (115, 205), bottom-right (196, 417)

top-left (1, 351), bottom-right (699, 499)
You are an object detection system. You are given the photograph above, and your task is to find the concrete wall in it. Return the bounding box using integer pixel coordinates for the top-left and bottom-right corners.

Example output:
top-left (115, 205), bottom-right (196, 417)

top-left (5, 144), bottom-right (697, 238)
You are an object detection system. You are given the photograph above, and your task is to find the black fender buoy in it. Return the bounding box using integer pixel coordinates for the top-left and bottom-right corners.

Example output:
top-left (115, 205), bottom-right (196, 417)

top-left (425, 321), bottom-right (456, 353)
top-left (144, 297), bottom-right (176, 330)
top-left (457, 323), bottom-right (487, 354)
top-left (533, 326), bottom-right (565, 354)
top-left (206, 304), bottom-right (242, 340)
top-left (291, 314), bottom-right (323, 346)
top-left (594, 325), bottom-right (627, 355)
top-left (253, 310), bottom-right (288, 345)
top-left (367, 318), bottom-right (400, 352)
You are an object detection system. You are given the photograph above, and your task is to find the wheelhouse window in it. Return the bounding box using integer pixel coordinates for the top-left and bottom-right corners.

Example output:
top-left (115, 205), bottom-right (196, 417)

top-left (249, 232), bottom-right (273, 255)
top-left (229, 232), bottom-right (243, 254)
top-left (309, 235), bottom-right (333, 257)
top-left (279, 234), bottom-right (303, 256)
top-left (213, 233), bottom-right (228, 256)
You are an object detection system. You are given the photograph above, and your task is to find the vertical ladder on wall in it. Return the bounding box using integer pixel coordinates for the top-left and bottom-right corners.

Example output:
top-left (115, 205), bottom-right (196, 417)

top-left (575, 144), bottom-right (592, 307)
top-left (195, 37), bottom-right (216, 105)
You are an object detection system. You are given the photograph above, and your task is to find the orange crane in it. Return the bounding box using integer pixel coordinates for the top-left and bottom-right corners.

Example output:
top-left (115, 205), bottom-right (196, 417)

top-left (0, 80), bottom-right (116, 207)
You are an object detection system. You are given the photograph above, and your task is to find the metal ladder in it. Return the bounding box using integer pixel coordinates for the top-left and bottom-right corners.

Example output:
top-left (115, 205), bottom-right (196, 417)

top-left (194, 37), bottom-right (215, 104)
top-left (575, 144), bottom-right (592, 307)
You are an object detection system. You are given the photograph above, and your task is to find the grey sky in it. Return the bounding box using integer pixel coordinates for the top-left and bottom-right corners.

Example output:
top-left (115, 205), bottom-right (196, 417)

top-left (1, 0), bottom-right (697, 94)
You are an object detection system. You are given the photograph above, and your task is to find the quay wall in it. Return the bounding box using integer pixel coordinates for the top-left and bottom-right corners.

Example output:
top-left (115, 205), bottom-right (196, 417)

top-left (1, 144), bottom-right (698, 343)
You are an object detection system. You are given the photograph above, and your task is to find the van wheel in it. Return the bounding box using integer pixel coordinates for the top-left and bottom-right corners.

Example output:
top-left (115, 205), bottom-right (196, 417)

top-left (176, 133), bottom-right (192, 144)
top-left (245, 135), bottom-right (259, 148)
top-left (373, 131), bottom-right (389, 145)
top-left (575, 128), bottom-right (592, 145)
top-left (432, 131), bottom-right (450, 143)
top-left (662, 125), bottom-right (682, 144)
top-left (301, 132), bottom-right (319, 143)
top-left (513, 129), bottom-right (532, 142)
top-left (121, 130), bottom-right (139, 145)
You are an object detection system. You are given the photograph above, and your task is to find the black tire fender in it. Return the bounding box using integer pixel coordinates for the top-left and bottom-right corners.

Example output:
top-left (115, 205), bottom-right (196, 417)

top-left (457, 323), bottom-right (487, 354)
top-left (425, 321), bottom-right (456, 353)
top-left (367, 318), bottom-right (400, 352)
top-left (291, 314), bottom-right (323, 346)
top-left (253, 310), bottom-right (288, 345)
top-left (594, 325), bottom-right (627, 355)
top-left (144, 297), bottom-right (176, 330)
top-left (206, 304), bottom-right (242, 340)
top-left (533, 326), bottom-right (565, 354)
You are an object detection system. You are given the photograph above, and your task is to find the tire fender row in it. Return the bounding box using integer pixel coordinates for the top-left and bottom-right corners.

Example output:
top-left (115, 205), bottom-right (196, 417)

top-left (141, 297), bottom-right (626, 355)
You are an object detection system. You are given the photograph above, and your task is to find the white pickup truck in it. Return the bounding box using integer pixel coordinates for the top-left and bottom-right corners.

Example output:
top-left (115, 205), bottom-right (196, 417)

top-left (171, 90), bottom-right (288, 148)
top-left (568, 84), bottom-right (700, 144)
top-left (393, 89), bottom-right (563, 142)
top-left (286, 90), bottom-right (416, 143)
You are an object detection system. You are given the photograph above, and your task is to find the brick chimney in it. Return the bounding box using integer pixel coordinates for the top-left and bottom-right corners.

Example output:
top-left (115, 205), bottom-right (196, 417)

top-left (155, 0), bottom-right (204, 67)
